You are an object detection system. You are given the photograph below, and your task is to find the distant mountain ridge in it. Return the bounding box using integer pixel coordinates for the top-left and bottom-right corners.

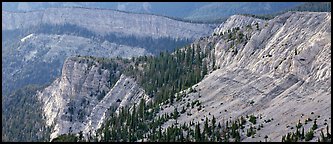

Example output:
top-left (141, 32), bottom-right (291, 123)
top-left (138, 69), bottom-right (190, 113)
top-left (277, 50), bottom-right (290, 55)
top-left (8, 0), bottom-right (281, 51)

top-left (3, 2), bottom-right (304, 22)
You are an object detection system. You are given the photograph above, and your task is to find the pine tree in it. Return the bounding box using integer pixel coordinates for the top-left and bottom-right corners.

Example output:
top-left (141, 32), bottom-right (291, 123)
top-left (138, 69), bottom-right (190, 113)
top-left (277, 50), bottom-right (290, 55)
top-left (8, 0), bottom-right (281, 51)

top-left (173, 108), bottom-right (179, 119)
top-left (195, 123), bottom-right (201, 142)
top-left (204, 117), bottom-right (210, 136)
top-left (158, 125), bottom-right (162, 141)
top-left (180, 131), bottom-right (184, 142)
top-left (327, 125), bottom-right (331, 139)
top-left (103, 128), bottom-right (110, 142)
top-left (138, 98), bottom-right (145, 119)
top-left (212, 116), bottom-right (216, 129)
top-left (301, 127), bottom-right (305, 140)
top-left (78, 131), bottom-right (83, 141)
top-left (312, 119), bottom-right (318, 130)
top-left (296, 128), bottom-right (300, 141)
top-left (296, 119), bottom-right (302, 129)
top-left (321, 129), bottom-right (326, 142)
top-left (305, 129), bottom-right (314, 141)
top-left (235, 130), bottom-right (241, 142)
top-left (186, 129), bottom-right (190, 142)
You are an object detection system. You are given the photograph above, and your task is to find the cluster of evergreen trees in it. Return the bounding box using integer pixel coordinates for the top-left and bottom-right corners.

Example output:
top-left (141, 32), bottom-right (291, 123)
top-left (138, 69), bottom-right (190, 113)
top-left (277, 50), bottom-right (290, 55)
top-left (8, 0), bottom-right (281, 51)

top-left (81, 107), bottom-right (263, 142)
top-left (2, 85), bottom-right (52, 142)
top-left (125, 43), bottom-right (212, 106)
top-left (282, 118), bottom-right (331, 142)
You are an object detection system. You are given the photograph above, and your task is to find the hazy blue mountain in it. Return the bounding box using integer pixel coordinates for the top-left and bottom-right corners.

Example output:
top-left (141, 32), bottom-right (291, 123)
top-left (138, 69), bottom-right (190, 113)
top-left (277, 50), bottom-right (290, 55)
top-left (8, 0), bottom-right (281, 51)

top-left (3, 2), bottom-right (304, 22)
top-left (185, 2), bottom-right (303, 21)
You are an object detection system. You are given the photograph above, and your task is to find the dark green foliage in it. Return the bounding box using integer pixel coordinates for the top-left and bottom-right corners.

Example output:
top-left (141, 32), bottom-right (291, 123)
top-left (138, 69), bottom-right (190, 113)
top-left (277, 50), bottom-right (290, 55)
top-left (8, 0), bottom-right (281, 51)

top-left (312, 119), bottom-right (318, 130)
top-left (249, 115), bottom-right (257, 124)
top-left (52, 134), bottom-right (78, 142)
top-left (97, 90), bottom-right (106, 101)
top-left (246, 126), bottom-right (256, 137)
top-left (125, 44), bottom-right (210, 105)
top-left (2, 85), bottom-right (51, 142)
top-left (301, 127), bottom-right (305, 140)
top-left (195, 123), bottom-right (201, 142)
top-left (296, 119), bottom-right (302, 129)
top-left (305, 129), bottom-right (314, 141)
top-left (173, 108), bottom-right (179, 119)
top-left (180, 106), bottom-right (186, 114)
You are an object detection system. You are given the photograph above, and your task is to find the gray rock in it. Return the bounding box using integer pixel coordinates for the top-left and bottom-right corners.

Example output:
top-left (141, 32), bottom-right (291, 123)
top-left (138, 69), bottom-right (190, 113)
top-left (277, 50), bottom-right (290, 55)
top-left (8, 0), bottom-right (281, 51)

top-left (158, 12), bottom-right (331, 142)
top-left (2, 33), bottom-right (151, 96)
top-left (36, 57), bottom-right (149, 141)
top-left (2, 7), bottom-right (215, 39)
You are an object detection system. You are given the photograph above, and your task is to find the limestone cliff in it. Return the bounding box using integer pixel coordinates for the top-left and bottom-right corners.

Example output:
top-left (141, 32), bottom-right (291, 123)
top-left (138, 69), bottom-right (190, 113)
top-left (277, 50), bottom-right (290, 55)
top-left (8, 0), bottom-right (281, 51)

top-left (36, 57), bottom-right (149, 141)
top-left (2, 7), bottom-right (214, 39)
top-left (158, 12), bottom-right (331, 142)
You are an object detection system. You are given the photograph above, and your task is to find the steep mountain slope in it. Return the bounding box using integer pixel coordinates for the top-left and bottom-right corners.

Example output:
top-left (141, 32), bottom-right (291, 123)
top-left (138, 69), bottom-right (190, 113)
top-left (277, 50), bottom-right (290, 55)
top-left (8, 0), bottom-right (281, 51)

top-left (3, 11), bottom-right (330, 142)
top-left (157, 11), bottom-right (331, 142)
top-left (35, 56), bottom-right (150, 140)
top-left (1, 33), bottom-right (151, 97)
top-left (2, 7), bottom-right (214, 96)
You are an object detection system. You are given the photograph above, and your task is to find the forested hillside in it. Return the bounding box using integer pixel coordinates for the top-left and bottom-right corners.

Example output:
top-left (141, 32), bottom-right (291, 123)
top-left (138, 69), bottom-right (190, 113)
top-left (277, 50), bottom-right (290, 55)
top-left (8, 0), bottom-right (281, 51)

top-left (2, 3), bottom-right (331, 142)
top-left (2, 85), bottom-right (51, 141)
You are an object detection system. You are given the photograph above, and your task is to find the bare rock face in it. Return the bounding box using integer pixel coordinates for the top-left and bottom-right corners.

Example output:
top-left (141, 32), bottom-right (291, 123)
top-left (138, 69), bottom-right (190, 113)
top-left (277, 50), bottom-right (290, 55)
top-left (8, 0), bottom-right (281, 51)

top-left (35, 57), bottom-right (143, 140)
top-left (2, 33), bottom-right (150, 96)
top-left (158, 12), bottom-right (331, 142)
top-left (2, 7), bottom-right (214, 39)
top-left (36, 57), bottom-right (112, 140)
top-left (213, 14), bottom-right (266, 35)
top-left (83, 74), bottom-right (150, 139)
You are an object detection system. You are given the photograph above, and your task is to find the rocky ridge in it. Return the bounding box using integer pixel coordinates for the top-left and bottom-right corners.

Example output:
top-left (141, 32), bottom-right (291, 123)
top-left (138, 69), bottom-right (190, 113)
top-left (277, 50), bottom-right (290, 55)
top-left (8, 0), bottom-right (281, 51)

top-left (2, 7), bottom-right (215, 39)
top-left (31, 11), bottom-right (330, 142)
top-left (157, 12), bottom-right (331, 142)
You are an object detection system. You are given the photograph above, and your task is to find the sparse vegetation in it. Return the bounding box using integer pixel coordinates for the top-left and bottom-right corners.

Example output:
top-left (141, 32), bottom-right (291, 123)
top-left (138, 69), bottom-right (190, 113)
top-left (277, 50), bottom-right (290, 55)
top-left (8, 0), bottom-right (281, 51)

top-left (249, 115), bottom-right (257, 124)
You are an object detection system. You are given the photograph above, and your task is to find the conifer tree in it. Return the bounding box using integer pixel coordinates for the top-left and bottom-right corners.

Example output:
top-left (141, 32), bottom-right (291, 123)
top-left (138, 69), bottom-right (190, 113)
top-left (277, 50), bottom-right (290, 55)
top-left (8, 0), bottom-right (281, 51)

top-left (301, 127), bottom-right (305, 140)
top-left (195, 123), bottom-right (201, 142)
top-left (173, 108), bottom-right (179, 119)
top-left (312, 119), bottom-right (318, 130)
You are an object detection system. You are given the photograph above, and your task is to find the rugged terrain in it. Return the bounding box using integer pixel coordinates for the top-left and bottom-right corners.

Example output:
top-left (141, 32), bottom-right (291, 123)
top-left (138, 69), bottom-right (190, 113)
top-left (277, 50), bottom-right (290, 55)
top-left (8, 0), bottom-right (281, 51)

top-left (158, 11), bottom-right (331, 142)
top-left (2, 7), bottom-right (214, 96)
top-left (35, 56), bottom-right (150, 140)
top-left (2, 11), bottom-right (331, 142)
